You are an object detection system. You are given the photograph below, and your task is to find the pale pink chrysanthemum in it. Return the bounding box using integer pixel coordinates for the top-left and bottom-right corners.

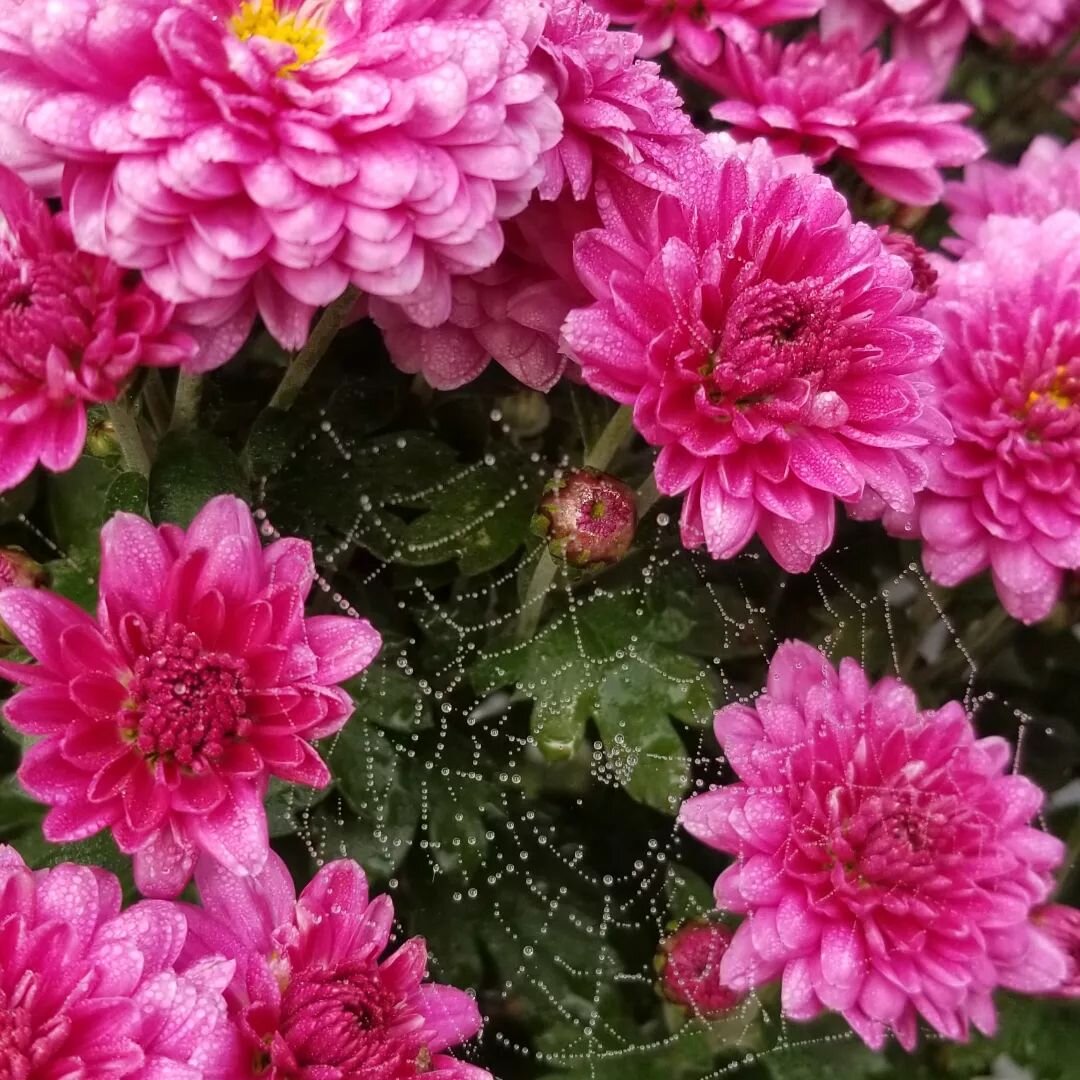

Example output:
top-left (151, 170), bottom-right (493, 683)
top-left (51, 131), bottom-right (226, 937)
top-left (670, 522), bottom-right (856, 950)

top-left (0, 495), bottom-right (382, 899)
top-left (596, 0), bottom-right (825, 64)
top-left (369, 0), bottom-right (698, 391)
top-left (180, 852), bottom-right (491, 1079)
top-left (905, 211), bottom-right (1080, 624)
top-left (0, 845), bottom-right (241, 1077)
top-left (678, 32), bottom-right (985, 206)
top-left (561, 142), bottom-right (951, 573)
top-left (531, 0), bottom-right (697, 201)
top-left (821, 0), bottom-right (1071, 94)
top-left (0, 0), bottom-right (562, 349)
top-left (943, 135), bottom-right (1080, 254)
top-left (371, 192), bottom-right (596, 390)
top-left (680, 641), bottom-right (1068, 1051)
top-left (0, 165), bottom-right (197, 494)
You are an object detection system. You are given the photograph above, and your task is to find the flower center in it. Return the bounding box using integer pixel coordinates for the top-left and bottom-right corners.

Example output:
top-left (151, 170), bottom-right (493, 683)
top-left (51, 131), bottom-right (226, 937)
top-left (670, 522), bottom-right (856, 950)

top-left (232, 0), bottom-right (328, 74)
top-left (1025, 364), bottom-right (1077, 412)
top-left (270, 962), bottom-right (427, 1078)
top-left (129, 622), bottom-right (251, 766)
top-left (702, 279), bottom-right (851, 415)
top-left (0, 988), bottom-right (33, 1080)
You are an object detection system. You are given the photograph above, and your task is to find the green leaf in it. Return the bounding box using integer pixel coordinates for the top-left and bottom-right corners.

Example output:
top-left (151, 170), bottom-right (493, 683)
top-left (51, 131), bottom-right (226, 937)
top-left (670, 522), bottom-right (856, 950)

top-left (0, 777), bottom-right (44, 836)
top-left (46, 546), bottom-right (100, 613)
top-left (664, 864), bottom-right (717, 924)
top-left (400, 451), bottom-right (543, 574)
top-left (329, 723), bottom-right (420, 879)
top-left (594, 663), bottom-right (691, 814)
top-left (149, 431), bottom-right (249, 527)
top-left (47, 456), bottom-right (115, 551)
top-left (105, 471), bottom-right (149, 517)
top-left (345, 665), bottom-right (432, 734)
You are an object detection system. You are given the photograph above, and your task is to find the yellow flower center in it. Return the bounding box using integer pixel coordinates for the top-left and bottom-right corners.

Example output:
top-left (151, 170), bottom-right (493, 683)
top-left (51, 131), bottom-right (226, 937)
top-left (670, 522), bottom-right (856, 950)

top-left (1026, 365), bottom-right (1075, 411)
top-left (231, 0), bottom-right (327, 75)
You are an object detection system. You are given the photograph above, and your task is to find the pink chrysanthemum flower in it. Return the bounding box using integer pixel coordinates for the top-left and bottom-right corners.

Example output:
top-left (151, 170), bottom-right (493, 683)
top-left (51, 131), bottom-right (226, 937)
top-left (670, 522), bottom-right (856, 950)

top-left (0, 0), bottom-right (562, 349)
top-left (595, 0), bottom-right (824, 65)
top-left (876, 227), bottom-right (938, 306)
top-left (0, 495), bottom-right (382, 898)
top-left (372, 192), bottom-right (597, 390)
top-left (181, 852), bottom-right (491, 1079)
top-left (943, 135), bottom-right (1080, 254)
top-left (821, 0), bottom-right (1071, 94)
top-left (561, 143), bottom-right (950, 573)
top-left (0, 845), bottom-right (241, 1077)
top-left (906, 211), bottom-right (1080, 624)
top-left (678, 32), bottom-right (984, 206)
top-left (0, 166), bottom-right (197, 494)
top-left (531, 0), bottom-right (696, 201)
top-left (1035, 905), bottom-right (1080, 998)
top-left (1064, 82), bottom-right (1080, 122)
top-left (680, 641), bottom-right (1068, 1050)
top-left (657, 921), bottom-right (743, 1017)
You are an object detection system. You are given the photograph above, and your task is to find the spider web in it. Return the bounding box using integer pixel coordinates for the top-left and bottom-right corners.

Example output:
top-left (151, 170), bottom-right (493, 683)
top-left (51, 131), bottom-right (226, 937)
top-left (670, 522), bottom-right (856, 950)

top-left (6, 395), bottom-right (1059, 1080)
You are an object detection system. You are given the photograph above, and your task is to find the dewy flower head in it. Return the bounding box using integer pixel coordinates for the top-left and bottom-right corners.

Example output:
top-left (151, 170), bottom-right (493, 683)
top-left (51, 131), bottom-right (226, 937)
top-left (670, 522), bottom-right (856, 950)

top-left (907, 210), bottom-right (1080, 623)
top-left (679, 31), bottom-right (985, 206)
top-left (680, 641), bottom-right (1068, 1050)
top-left (943, 136), bottom-right (1080, 254)
top-left (0, 165), bottom-right (197, 494)
top-left (0, 0), bottom-right (562, 348)
top-left (0, 495), bottom-right (382, 898)
top-left (562, 141), bottom-right (951, 573)
top-left (657, 920), bottom-right (743, 1017)
top-left (0, 845), bottom-right (240, 1077)
top-left (180, 852), bottom-right (491, 1079)
top-left (595, 0), bottom-right (825, 65)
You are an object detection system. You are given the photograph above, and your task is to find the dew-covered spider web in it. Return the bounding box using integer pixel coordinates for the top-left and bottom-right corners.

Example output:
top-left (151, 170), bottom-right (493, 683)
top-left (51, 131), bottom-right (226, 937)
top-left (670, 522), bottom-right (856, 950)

top-left (10, 375), bottom-right (1073, 1080)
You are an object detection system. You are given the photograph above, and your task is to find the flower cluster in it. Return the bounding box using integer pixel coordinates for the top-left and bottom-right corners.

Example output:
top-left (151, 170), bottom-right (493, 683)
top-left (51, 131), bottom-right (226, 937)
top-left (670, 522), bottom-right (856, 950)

top-left (680, 642), bottom-right (1067, 1049)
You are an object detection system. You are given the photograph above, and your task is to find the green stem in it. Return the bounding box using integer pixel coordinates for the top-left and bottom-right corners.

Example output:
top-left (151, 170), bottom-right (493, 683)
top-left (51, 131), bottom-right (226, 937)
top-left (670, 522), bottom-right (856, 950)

top-left (516, 406), bottom-right (636, 641)
top-left (105, 400), bottom-right (151, 476)
top-left (170, 372), bottom-right (203, 433)
top-left (583, 405), bottom-right (634, 470)
top-left (143, 371), bottom-right (172, 435)
top-left (635, 472), bottom-right (662, 521)
top-left (269, 286), bottom-right (359, 412)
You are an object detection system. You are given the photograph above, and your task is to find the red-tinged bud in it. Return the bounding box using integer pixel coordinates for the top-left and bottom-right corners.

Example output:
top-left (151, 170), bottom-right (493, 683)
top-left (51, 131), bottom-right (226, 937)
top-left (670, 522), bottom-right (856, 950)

top-left (656, 921), bottom-right (743, 1017)
top-left (532, 468), bottom-right (637, 568)
top-left (876, 226), bottom-right (937, 305)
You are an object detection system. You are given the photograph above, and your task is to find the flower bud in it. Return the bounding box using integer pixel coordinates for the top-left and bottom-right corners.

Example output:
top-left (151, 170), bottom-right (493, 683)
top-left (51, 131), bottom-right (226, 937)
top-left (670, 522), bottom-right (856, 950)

top-left (876, 225), bottom-right (937, 305)
top-left (85, 414), bottom-right (120, 458)
top-left (498, 390), bottom-right (551, 439)
top-left (1034, 904), bottom-right (1080, 997)
top-left (532, 468), bottom-right (637, 568)
top-left (0, 547), bottom-right (47, 647)
top-left (656, 921), bottom-right (742, 1017)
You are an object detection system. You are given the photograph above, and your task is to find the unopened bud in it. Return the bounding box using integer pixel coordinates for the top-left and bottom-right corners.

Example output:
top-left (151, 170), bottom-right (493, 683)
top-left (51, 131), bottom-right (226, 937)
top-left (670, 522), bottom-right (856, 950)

top-left (656, 921), bottom-right (742, 1017)
top-left (498, 391), bottom-right (551, 439)
top-left (877, 226), bottom-right (938, 305)
top-left (85, 414), bottom-right (120, 458)
top-left (532, 468), bottom-right (636, 568)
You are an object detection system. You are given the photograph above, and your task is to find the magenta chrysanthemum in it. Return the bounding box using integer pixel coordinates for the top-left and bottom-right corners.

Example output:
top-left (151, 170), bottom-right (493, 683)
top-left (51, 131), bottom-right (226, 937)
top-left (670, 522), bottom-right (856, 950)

top-left (372, 192), bottom-right (597, 390)
top-left (943, 135), bottom-right (1080, 254)
top-left (678, 32), bottom-right (984, 206)
top-left (596, 0), bottom-right (824, 65)
top-left (531, 0), bottom-right (696, 201)
top-left (0, 845), bottom-right (240, 1077)
top-left (562, 143), bottom-right (951, 573)
top-left (181, 852), bottom-right (490, 1079)
top-left (821, 0), bottom-right (1072, 92)
top-left (907, 211), bottom-right (1080, 623)
top-left (658, 921), bottom-right (743, 1017)
top-left (0, 0), bottom-right (562, 348)
top-left (0, 165), bottom-right (198, 494)
top-left (0, 495), bottom-right (382, 898)
top-left (680, 641), bottom-right (1068, 1050)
